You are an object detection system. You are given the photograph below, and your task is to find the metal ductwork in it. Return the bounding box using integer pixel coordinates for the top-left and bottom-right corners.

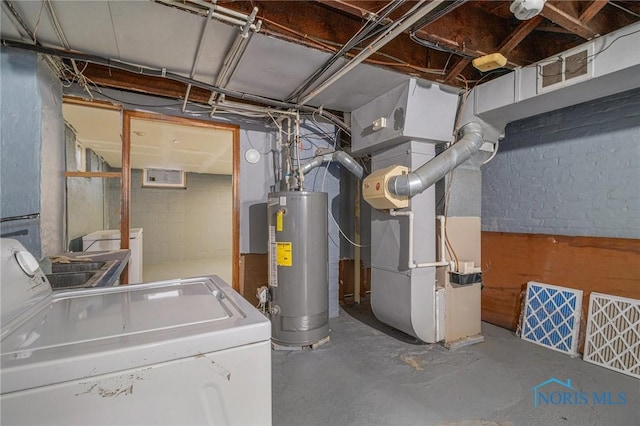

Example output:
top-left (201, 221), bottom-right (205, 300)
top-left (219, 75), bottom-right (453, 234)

top-left (387, 122), bottom-right (483, 197)
top-left (299, 151), bottom-right (364, 179)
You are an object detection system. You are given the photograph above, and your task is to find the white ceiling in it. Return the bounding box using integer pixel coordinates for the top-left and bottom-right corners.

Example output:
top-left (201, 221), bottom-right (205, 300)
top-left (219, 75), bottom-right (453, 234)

top-left (1, 0), bottom-right (415, 112)
top-left (63, 103), bottom-right (233, 175)
top-left (4, 0), bottom-right (417, 174)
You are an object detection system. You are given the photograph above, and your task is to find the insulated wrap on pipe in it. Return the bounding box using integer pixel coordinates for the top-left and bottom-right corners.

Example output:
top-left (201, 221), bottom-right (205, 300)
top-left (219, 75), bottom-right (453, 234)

top-left (388, 122), bottom-right (484, 197)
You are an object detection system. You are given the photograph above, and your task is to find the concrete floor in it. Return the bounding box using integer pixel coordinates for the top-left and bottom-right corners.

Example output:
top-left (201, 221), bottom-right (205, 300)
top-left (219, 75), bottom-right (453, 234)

top-left (272, 302), bottom-right (640, 426)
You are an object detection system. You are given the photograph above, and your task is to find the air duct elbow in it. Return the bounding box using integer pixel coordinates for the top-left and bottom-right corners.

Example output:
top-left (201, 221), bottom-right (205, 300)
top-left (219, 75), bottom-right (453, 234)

top-left (298, 156), bottom-right (324, 176)
top-left (388, 122), bottom-right (484, 197)
top-left (332, 151), bottom-right (364, 180)
top-left (299, 150), bottom-right (364, 179)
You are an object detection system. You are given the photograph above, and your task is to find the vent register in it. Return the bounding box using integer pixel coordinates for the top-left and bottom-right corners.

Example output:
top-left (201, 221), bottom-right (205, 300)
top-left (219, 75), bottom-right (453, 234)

top-left (538, 48), bottom-right (591, 92)
top-left (521, 282), bottom-right (583, 356)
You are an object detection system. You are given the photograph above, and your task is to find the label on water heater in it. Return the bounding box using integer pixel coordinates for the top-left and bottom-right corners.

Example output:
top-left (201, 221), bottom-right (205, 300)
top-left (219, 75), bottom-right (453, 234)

top-left (276, 242), bottom-right (292, 267)
top-left (276, 210), bottom-right (283, 232)
top-left (269, 226), bottom-right (278, 287)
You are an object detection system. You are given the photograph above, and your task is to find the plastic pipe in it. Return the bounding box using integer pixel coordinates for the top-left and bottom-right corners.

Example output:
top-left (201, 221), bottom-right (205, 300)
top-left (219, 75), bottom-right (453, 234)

top-left (388, 122), bottom-right (484, 197)
top-left (389, 210), bottom-right (450, 270)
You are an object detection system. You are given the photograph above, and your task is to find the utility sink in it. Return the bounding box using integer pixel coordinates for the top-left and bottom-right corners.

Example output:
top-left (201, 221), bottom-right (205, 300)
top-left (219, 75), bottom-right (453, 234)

top-left (51, 262), bottom-right (106, 273)
top-left (46, 260), bottom-right (117, 290)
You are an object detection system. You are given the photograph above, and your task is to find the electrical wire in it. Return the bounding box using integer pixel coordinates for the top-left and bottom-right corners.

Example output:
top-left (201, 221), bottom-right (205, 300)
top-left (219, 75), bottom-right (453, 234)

top-left (610, 1), bottom-right (640, 18)
top-left (328, 207), bottom-right (370, 248)
top-left (536, 27), bottom-right (640, 78)
top-left (482, 140), bottom-right (500, 165)
top-left (443, 169), bottom-right (459, 271)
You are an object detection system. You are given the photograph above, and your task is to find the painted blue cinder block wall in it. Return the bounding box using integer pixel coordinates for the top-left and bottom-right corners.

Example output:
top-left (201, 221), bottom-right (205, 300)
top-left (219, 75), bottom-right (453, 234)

top-left (482, 88), bottom-right (640, 238)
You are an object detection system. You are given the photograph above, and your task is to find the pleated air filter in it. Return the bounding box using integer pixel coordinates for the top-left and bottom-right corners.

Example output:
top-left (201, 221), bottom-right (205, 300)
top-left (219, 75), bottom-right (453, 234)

top-left (521, 282), bottom-right (583, 356)
top-left (584, 293), bottom-right (640, 379)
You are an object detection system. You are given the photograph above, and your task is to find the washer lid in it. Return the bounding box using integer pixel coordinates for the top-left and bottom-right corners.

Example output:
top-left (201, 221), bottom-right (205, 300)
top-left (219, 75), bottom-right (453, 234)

top-left (1, 276), bottom-right (270, 393)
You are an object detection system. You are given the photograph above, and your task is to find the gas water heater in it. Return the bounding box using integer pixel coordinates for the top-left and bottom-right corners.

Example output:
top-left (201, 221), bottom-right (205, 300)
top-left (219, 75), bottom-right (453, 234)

top-left (267, 191), bottom-right (329, 348)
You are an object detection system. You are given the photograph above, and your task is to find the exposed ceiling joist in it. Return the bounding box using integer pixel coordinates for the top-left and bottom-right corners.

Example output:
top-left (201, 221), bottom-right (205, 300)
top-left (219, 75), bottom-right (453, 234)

top-left (444, 15), bottom-right (543, 85)
top-left (580, 0), bottom-right (610, 23)
top-left (499, 15), bottom-right (545, 55)
top-left (315, 0), bottom-right (525, 68)
top-left (541, 2), bottom-right (599, 39)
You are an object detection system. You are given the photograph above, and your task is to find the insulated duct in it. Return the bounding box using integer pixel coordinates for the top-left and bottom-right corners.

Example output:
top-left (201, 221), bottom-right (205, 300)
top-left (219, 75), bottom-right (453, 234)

top-left (388, 122), bottom-right (483, 197)
top-left (299, 151), bottom-right (364, 179)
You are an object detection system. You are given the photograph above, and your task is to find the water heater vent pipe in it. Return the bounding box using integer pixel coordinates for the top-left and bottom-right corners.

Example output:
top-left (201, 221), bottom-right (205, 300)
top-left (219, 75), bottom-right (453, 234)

top-left (298, 151), bottom-right (364, 179)
top-left (388, 122), bottom-right (484, 197)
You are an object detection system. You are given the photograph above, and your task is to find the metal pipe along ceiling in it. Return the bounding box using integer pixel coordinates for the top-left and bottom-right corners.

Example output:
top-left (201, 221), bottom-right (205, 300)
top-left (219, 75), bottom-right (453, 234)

top-left (182, 7), bottom-right (214, 112)
top-left (286, 0), bottom-right (408, 103)
top-left (296, 0), bottom-right (446, 106)
top-left (208, 7), bottom-right (259, 106)
top-left (0, 39), bottom-right (349, 131)
top-left (388, 122), bottom-right (484, 197)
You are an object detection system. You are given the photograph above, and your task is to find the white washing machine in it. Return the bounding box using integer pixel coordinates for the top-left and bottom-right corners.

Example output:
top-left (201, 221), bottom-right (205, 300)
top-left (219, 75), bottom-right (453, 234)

top-left (83, 228), bottom-right (143, 283)
top-left (0, 238), bottom-right (271, 425)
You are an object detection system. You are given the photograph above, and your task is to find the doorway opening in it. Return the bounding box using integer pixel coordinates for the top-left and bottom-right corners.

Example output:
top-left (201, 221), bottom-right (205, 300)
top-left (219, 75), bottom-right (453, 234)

top-left (62, 99), bottom-right (239, 289)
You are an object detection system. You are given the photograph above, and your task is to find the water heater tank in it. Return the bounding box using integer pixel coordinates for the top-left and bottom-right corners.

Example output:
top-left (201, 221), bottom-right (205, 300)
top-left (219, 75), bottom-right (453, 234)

top-left (267, 191), bottom-right (329, 347)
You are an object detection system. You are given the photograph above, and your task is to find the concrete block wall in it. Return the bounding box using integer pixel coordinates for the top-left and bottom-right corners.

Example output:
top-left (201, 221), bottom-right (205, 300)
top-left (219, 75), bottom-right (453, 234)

top-left (112, 170), bottom-right (233, 266)
top-left (482, 88), bottom-right (640, 238)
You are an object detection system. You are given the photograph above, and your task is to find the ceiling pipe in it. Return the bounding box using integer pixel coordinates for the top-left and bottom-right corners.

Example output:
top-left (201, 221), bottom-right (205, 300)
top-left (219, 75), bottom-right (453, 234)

top-left (297, 0), bottom-right (445, 106)
top-left (1, 1), bottom-right (67, 81)
top-left (0, 38), bottom-right (349, 131)
top-left (2, 0), bottom-right (36, 41)
top-left (388, 122), bottom-right (484, 197)
top-left (182, 7), bottom-right (214, 112)
top-left (208, 7), bottom-right (260, 110)
top-left (287, 0), bottom-right (407, 103)
top-left (155, 0), bottom-right (261, 33)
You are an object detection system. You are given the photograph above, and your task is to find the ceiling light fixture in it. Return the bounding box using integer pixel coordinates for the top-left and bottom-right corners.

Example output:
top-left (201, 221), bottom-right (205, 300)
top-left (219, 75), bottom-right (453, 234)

top-left (510, 0), bottom-right (547, 20)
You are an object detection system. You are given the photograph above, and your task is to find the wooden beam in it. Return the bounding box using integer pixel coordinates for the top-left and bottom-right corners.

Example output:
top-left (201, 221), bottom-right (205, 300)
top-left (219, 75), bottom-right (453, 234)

top-left (316, 0), bottom-right (375, 18)
top-left (63, 96), bottom-right (122, 110)
top-left (65, 171), bottom-right (121, 178)
top-left (232, 125), bottom-right (240, 292)
top-left (79, 64), bottom-right (213, 104)
top-left (498, 15), bottom-right (544, 55)
top-left (316, 0), bottom-right (526, 66)
top-left (541, 2), bottom-right (599, 39)
top-left (579, 0), bottom-right (609, 24)
top-left (443, 58), bottom-right (471, 84)
top-left (444, 15), bottom-right (543, 85)
top-left (120, 111), bottom-right (131, 285)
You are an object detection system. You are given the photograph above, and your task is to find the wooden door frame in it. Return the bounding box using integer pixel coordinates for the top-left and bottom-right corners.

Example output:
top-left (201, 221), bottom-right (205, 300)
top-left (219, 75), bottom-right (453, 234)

top-left (124, 110), bottom-right (241, 291)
